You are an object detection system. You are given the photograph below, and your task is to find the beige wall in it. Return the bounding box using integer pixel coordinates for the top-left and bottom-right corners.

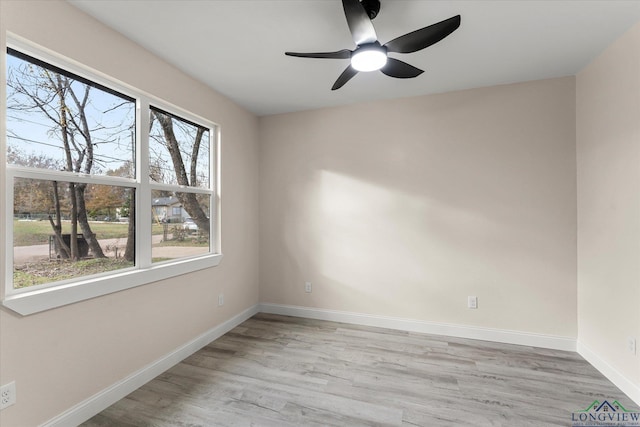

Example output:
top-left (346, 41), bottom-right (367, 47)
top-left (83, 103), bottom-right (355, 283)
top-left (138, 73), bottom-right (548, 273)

top-left (260, 77), bottom-right (577, 337)
top-left (577, 21), bottom-right (640, 393)
top-left (0, 1), bottom-right (260, 426)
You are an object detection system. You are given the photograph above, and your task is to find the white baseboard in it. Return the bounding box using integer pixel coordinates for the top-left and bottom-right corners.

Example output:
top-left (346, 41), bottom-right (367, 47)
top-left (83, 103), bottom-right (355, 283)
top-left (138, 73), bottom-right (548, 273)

top-left (577, 341), bottom-right (640, 407)
top-left (41, 304), bottom-right (260, 427)
top-left (259, 303), bottom-right (577, 351)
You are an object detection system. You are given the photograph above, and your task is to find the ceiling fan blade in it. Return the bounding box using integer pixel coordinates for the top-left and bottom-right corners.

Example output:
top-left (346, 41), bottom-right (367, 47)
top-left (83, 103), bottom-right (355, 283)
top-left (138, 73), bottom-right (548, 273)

top-left (384, 15), bottom-right (461, 54)
top-left (381, 58), bottom-right (424, 78)
top-left (331, 66), bottom-right (359, 90)
top-left (342, 0), bottom-right (378, 46)
top-left (285, 49), bottom-right (352, 59)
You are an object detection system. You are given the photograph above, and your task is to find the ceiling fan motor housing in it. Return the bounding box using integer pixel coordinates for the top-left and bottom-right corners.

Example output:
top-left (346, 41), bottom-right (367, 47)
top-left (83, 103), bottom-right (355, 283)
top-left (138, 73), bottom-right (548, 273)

top-left (361, 0), bottom-right (380, 20)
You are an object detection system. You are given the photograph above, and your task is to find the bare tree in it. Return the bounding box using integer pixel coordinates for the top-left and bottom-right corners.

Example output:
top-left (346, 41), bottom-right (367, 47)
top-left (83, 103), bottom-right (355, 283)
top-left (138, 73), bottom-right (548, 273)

top-left (7, 57), bottom-right (133, 259)
top-left (151, 111), bottom-right (210, 233)
top-left (8, 52), bottom-right (211, 269)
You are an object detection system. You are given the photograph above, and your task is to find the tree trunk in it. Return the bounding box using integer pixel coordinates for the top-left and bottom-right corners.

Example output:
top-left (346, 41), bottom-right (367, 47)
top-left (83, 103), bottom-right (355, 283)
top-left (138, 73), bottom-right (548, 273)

top-left (55, 77), bottom-right (80, 260)
top-left (123, 189), bottom-right (135, 262)
top-left (176, 193), bottom-right (209, 232)
top-left (49, 181), bottom-right (70, 258)
top-left (75, 183), bottom-right (106, 258)
top-left (68, 182), bottom-right (79, 260)
top-left (190, 128), bottom-right (204, 185)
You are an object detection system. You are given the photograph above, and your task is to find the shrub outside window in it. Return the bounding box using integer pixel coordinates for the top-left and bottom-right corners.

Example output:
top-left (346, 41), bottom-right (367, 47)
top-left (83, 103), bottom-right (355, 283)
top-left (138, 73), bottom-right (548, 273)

top-left (2, 42), bottom-right (221, 315)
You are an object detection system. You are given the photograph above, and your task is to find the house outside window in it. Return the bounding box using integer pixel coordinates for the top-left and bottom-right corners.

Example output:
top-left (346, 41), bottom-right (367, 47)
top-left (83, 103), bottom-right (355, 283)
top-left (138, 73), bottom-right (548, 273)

top-left (2, 41), bottom-right (221, 315)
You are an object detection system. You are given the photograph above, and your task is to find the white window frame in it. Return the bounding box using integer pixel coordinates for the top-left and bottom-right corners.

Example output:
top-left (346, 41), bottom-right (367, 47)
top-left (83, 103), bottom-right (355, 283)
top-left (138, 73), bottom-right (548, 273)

top-left (1, 36), bottom-right (222, 315)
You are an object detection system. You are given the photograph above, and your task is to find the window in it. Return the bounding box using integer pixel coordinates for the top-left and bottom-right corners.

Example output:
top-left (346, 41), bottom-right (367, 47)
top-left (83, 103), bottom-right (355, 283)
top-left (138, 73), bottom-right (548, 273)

top-left (3, 42), bottom-right (221, 315)
top-left (148, 107), bottom-right (214, 263)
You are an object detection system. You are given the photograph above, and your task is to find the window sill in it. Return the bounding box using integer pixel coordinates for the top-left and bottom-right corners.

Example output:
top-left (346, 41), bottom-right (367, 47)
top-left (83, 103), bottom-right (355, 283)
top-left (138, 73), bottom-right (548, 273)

top-left (2, 253), bottom-right (223, 315)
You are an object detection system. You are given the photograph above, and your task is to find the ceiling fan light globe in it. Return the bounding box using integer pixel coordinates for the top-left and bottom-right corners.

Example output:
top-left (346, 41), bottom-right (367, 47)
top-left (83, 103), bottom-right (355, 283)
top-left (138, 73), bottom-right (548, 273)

top-left (351, 49), bottom-right (387, 72)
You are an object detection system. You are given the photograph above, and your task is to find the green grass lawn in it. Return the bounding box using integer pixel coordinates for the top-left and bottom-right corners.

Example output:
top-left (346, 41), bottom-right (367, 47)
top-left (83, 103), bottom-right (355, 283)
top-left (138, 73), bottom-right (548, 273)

top-left (14, 258), bottom-right (135, 289)
top-left (13, 220), bottom-right (165, 246)
top-left (13, 220), bottom-right (203, 289)
top-left (153, 239), bottom-right (209, 247)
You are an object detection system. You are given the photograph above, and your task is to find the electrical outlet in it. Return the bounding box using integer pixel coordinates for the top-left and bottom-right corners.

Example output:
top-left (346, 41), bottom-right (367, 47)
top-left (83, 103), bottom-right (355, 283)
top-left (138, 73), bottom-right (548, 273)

top-left (628, 337), bottom-right (637, 355)
top-left (305, 282), bottom-right (312, 293)
top-left (218, 293), bottom-right (224, 306)
top-left (0, 381), bottom-right (16, 410)
top-left (468, 296), bottom-right (478, 309)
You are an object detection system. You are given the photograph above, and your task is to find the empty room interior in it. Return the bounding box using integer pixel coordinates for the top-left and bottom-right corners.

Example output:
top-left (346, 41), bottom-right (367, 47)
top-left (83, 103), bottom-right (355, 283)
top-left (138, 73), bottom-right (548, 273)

top-left (0, 0), bottom-right (639, 426)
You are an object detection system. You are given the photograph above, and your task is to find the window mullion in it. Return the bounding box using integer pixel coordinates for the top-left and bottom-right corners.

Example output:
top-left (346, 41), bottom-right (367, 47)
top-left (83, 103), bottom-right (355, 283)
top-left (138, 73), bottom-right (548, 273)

top-left (149, 182), bottom-right (213, 195)
top-left (213, 127), bottom-right (221, 254)
top-left (137, 97), bottom-right (152, 269)
top-left (7, 167), bottom-right (137, 187)
top-left (4, 170), bottom-right (15, 298)
top-left (1, 45), bottom-right (7, 299)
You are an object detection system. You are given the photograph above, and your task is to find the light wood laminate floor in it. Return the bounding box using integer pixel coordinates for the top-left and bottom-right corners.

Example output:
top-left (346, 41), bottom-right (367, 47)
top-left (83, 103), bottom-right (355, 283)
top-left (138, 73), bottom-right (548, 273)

top-left (82, 313), bottom-right (636, 426)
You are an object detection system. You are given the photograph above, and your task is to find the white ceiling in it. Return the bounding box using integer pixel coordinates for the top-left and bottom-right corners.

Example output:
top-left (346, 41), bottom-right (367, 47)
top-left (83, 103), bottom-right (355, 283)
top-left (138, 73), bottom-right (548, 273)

top-left (68, 0), bottom-right (640, 116)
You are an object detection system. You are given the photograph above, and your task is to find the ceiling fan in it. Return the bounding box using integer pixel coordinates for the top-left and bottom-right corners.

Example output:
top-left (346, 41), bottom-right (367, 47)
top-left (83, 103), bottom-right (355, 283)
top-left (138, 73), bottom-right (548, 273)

top-left (285, 0), bottom-right (461, 90)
